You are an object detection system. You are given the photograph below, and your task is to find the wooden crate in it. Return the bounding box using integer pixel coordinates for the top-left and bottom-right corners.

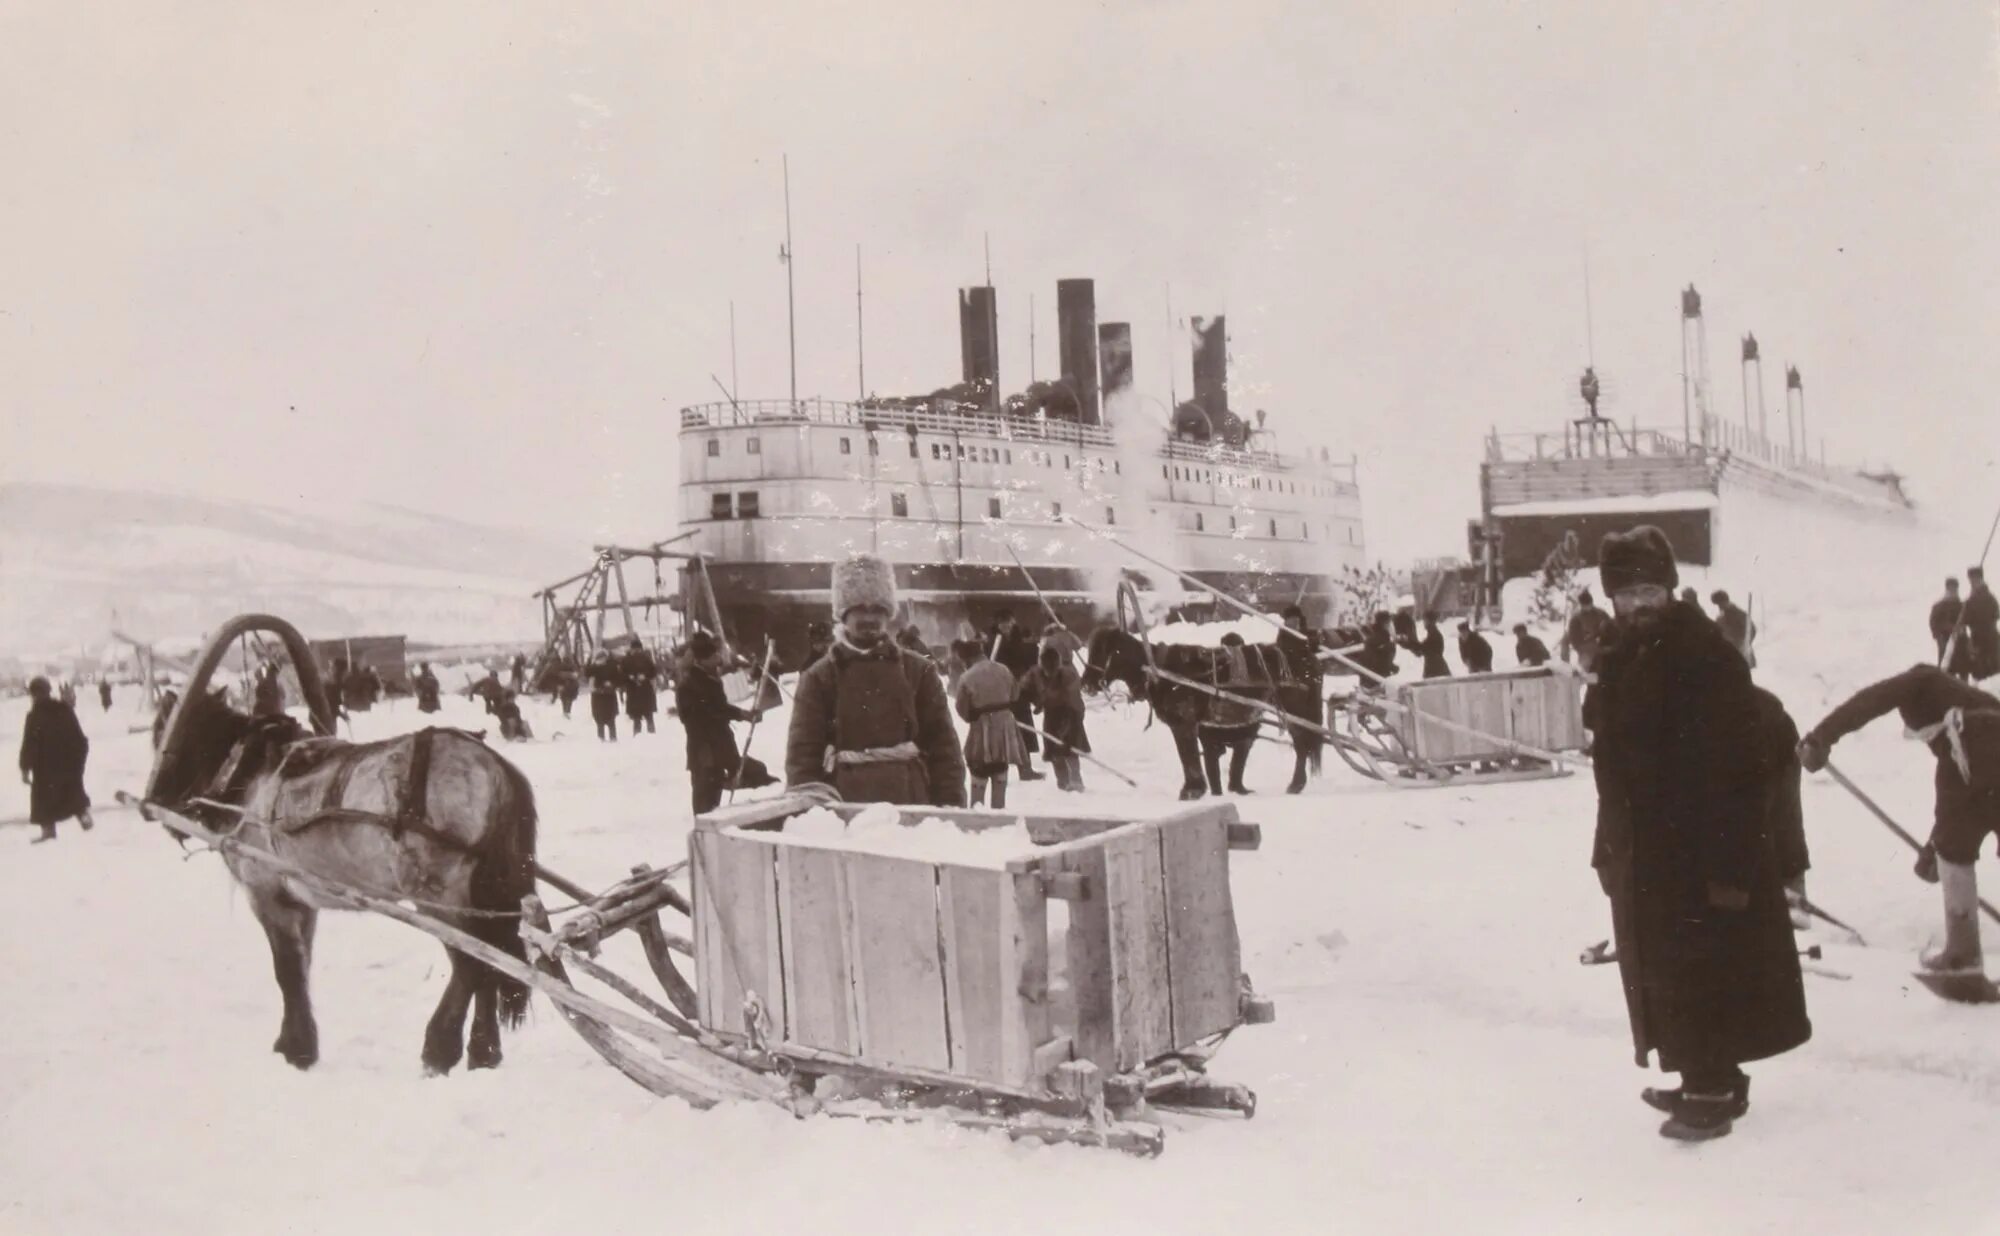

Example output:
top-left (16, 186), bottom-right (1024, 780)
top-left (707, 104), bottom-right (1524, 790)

top-left (688, 798), bottom-right (1262, 1096)
top-left (1392, 667), bottom-right (1586, 766)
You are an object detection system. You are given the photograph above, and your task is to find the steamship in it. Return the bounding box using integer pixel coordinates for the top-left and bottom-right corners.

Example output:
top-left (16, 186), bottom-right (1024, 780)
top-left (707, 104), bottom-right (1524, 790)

top-left (1474, 284), bottom-right (1915, 596)
top-left (677, 278), bottom-right (1367, 659)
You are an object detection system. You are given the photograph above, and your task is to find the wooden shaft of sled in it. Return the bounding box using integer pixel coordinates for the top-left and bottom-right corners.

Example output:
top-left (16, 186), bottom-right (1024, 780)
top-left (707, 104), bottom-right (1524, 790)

top-left (1823, 762), bottom-right (2000, 926)
top-left (728, 642), bottom-right (779, 801)
top-left (1011, 721), bottom-right (1139, 788)
top-left (122, 793), bottom-right (780, 1103)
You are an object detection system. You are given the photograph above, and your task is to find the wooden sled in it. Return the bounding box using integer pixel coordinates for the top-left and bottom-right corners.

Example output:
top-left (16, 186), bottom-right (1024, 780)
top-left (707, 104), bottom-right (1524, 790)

top-left (1326, 668), bottom-right (1587, 788)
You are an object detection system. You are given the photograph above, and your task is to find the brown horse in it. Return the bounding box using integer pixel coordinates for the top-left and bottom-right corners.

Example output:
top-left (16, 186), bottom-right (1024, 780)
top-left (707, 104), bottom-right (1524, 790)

top-left (147, 615), bottom-right (539, 1075)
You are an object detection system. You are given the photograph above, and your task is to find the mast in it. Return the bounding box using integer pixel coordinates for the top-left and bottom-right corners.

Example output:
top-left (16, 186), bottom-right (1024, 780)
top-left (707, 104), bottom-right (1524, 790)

top-left (855, 244), bottom-right (864, 400)
top-left (1028, 293), bottom-right (1036, 383)
top-left (782, 154), bottom-right (797, 410)
top-left (729, 300), bottom-right (738, 404)
top-left (1166, 282), bottom-right (1178, 409)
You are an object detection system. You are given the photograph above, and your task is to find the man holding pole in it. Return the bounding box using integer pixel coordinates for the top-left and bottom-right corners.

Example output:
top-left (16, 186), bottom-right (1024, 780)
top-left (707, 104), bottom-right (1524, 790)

top-left (675, 631), bottom-right (758, 815)
top-left (1798, 665), bottom-right (2000, 986)
top-left (1586, 526), bottom-right (1809, 1141)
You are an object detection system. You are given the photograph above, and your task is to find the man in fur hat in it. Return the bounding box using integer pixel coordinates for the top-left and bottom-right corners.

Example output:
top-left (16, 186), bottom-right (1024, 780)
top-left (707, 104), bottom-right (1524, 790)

top-left (1586, 525), bottom-right (1810, 1142)
top-left (785, 554), bottom-right (966, 807)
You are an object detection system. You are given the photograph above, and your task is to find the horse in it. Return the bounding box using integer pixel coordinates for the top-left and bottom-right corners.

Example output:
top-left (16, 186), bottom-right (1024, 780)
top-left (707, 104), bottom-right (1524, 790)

top-left (1082, 626), bottom-right (1293, 798)
top-left (147, 615), bottom-right (539, 1076)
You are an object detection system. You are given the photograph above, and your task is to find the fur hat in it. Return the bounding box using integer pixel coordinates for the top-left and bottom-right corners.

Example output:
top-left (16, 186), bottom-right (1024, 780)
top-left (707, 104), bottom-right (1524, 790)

top-left (831, 553), bottom-right (897, 618)
top-left (1598, 526), bottom-right (1679, 594)
top-left (687, 631), bottom-right (718, 660)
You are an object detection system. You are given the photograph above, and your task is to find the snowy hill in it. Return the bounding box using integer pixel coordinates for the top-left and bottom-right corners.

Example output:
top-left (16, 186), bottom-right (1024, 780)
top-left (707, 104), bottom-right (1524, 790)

top-left (0, 483), bottom-right (587, 657)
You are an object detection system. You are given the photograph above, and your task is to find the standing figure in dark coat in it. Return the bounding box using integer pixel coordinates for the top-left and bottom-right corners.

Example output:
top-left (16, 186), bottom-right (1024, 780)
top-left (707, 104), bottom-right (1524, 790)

top-left (1349, 612), bottom-right (1399, 686)
top-left (555, 662), bottom-right (580, 719)
top-left (1561, 589), bottom-right (1614, 673)
top-left (252, 662), bottom-right (286, 717)
top-left (1277, 605), bottom-right (1325, 794)
top-left (509, 653), bottom-right (527, 694)
top-left (413, 662), bottom-right (442, 714)
top-left (895, 625), bottom-right (931, 663)
top-left (1799, 665), bottom-right (2000, 975)
top-left (1198, 633), bottom-right (1264, 797)
top-left (98, 680), bottom-right (112, 711)
top-left (954, 640), bottom-right (1026, 809)
top-left (1456, 622), bottom-right (1494, 674)
top-left (1022, 645), bottom-right (1091, 792)
top-left (587, 649), bottom-right (624, 742)
top-left (1513, 624), bottom-right (1551, 667)
top-left (1750, 686), bottom-right (1812, 927)
top-left (1402, 613), bottom-right (1450, 679)
top-left (785, 554), bottom-right (966, 807)
top-left (1963, 567), bottom-right (1999, 681)
top-left (991, 610), bottom-right (1046, 782)
top-left (676, 631), bottom-right (757, 815)
top-left (1586, 526), bottom-right (1810, 1142)
top-left (622, 640), bottom-right (660, 734)
top-left (495, 689), bottom-right (532, 741)
top-left (1711, 591), bottom-right (1757, 669)
top-left (19, 677), bottom-right (93, 844)
top-left (1930, 578), bottom-right (1969, 679)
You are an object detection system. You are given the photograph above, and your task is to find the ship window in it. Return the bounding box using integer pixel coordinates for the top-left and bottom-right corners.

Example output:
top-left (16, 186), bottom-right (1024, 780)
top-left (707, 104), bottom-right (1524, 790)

top-left (868, 438), bottom-right (879, 456)
top-left (1195, 513), bottom-right (1205, 532)
top-left (908, 439), bottom-right (919, 458)
top-left (988, 496), bottom-right (1002, 518)
top-left (1229, 515), bottom-right (1238, 531)
top-left (710, 492), bottom-right (733, 520)
top-left (1050, 501), bottom-right (1062, 521)
top-left (931, 444), bottom-right (943, 460)
top-left (839, 437), bottom-right (852, 455)
top-left (739, 492), bottom-right (761, 519)
top-left (1114, 461), bottom-right (1120, 474)
top-left (892, 492), bottom-right (909, 517)
top-left (747, 437), bottom-right (762, 455)
top-left (1268, 519), bottom-right (1277, 537)
top-left (1064, 455), bottom-right (1071, 470)
top-left (1162, 466), bottom-right (1169, 479)
top-left (1005, 450), bottom-right (1013, 465)
top-left (1105, 507), bottom-right (1116, 526)
top-left (706, 439), bottom-right (720, 458)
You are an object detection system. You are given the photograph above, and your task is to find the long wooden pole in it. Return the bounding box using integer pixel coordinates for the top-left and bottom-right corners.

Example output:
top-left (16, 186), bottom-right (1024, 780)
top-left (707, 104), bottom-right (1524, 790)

top-left (727, 642), bottom-right (779, 801)
top-left (1823, 762), bottom-right (2000, 926)
top-left (1012, 720), bottom-right (1139, 788)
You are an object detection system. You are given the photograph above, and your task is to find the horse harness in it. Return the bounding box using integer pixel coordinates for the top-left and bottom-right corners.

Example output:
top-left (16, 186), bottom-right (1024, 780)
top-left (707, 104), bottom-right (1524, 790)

top-left (234, 725), bottom-right (497, 857)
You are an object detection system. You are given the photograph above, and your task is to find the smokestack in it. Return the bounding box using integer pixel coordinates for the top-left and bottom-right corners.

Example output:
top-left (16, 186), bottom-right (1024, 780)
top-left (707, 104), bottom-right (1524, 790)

top-left (1191, 315), bottom-right (1228, 421)
top-left (1786, 365), bottom-right (1805, 460)
top-left (957, 286), bottom-right (999, 411)
top-left (1740, 332), bottom-right (1764, 444)
top-left (1097, 322), bottom-right (1133, 420)
top-left (1056, 278), bottom-right (1100, 425)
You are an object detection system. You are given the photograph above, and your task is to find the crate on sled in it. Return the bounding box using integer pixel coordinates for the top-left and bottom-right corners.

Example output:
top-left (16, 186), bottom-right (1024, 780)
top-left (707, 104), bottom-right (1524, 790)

top-left (687, 799), bottom-right (1270, 1101)
top-left (1390, 666), bottom-right (1586, 776)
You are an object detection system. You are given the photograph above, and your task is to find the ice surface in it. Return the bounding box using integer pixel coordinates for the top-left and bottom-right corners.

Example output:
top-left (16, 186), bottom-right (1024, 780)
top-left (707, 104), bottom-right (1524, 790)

top-left (4, 507), bottom-right (1997, 1233)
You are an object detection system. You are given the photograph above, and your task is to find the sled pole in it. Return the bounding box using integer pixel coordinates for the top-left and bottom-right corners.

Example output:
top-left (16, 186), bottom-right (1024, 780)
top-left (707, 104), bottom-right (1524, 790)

top-left (727, 642), bottom-right (779, 802)
top-left (1012, 720), bottom-right (1139, 788)
top-left (1824, 761), bottom-right (2000, 926)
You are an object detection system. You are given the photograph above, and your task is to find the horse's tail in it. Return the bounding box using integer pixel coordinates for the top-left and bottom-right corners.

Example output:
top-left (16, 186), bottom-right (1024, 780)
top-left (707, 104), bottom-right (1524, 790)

top-left (469, 750), bottom-right (539, 1028)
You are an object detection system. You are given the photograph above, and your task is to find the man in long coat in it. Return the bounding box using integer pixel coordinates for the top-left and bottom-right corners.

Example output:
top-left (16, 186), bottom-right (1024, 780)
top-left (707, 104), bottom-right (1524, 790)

top-left (676, 631), bottom-right (757, 815)
top-left (1930, 578), bottom-right (1970, 679)
top-left (1276, 605), bottom-right (1325, 794)
top-left (1711, 590), bottom-right (1757, 669)
top-left (1022, 645), bottom-right (1091, 792)
top-left (20, 677), bottom-right (93, 843)
top-left (954, 639), bottom-right (1026, 808)
top-left (1403, 613), bottom-right (1451, 678)
top-left (1587, 526), bottom-right (1810, 1142)
top-left (622, 639), bottom-right (660, 734)
top-left (1964, 566), bottom-right (1999, 681)
top-left (785, 554), bottom-right (966, 807)
top-left (1456, 621), bottom-right (1494, 674)
top-left (586, 649), bottom-right (624, 742)
top-left (1561, 589), bottom-right (1614, 673)
top-left (992, 610), bottom-right (1046, 782)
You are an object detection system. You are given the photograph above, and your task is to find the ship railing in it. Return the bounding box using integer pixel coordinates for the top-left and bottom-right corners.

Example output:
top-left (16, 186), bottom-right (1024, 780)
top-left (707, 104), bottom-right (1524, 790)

top-left (680, 399), bottom-right (1358, 483)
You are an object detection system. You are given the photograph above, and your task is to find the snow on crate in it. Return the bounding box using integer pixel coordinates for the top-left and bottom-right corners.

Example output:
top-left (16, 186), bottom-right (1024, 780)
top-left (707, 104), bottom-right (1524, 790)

top-left (725, 801), bottom-right (1035, 868)
top-left (1142, 615), bottom-right (1280, 648)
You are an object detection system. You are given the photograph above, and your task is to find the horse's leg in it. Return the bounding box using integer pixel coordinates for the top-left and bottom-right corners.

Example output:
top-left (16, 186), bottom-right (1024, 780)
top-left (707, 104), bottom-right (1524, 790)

top-left (467, 976), bottom-right (502, 1071)
top-left (421, 949), bottom-right (477, 1075)
top-left (256, 891), bottom-right (320, 1069)
top-left (1173, 723), bottom-right (1206, 800)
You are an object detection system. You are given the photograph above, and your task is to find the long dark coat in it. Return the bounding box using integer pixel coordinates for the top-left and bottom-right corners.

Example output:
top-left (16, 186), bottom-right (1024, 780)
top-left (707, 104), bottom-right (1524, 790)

top-left (1965, 584), bottom-right (2000, 679)
top-left (1587, 602), bottom-right (1810, 1072)
top-left (993, 627), bottom-right (1041, 755)
top-left (20, 697), bottom-right (90, 825)
top-left (1277, 631), bottom-right (1326, 755)
top-left (622, 648), bottom-right (660, 721)
top-left (1023, 662), bottom-right (1091, 757)
top-left (675, 663), bottom-right (749, 775)
top-left (786, 638), bottom-right (967, 807)
top-left (587, 660), bottom-right (623, 725)
top-left (1408, 627), bottom-right (1450, 678)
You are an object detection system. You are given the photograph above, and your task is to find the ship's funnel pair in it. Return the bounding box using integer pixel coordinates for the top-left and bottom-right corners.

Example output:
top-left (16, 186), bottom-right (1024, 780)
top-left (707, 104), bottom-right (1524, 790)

top-left (953, 278), bottom-right (1152, 425)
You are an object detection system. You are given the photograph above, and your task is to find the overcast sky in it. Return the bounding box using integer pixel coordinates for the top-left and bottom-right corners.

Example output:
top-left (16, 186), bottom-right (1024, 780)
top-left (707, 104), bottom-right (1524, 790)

top-left (3, 1), bottom-right (1995, 563)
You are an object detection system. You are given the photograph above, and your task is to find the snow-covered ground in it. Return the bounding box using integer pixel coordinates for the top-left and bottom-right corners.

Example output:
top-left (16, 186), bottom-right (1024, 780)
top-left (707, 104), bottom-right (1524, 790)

top-left (4, 573), bottom-right (1999, 1235)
